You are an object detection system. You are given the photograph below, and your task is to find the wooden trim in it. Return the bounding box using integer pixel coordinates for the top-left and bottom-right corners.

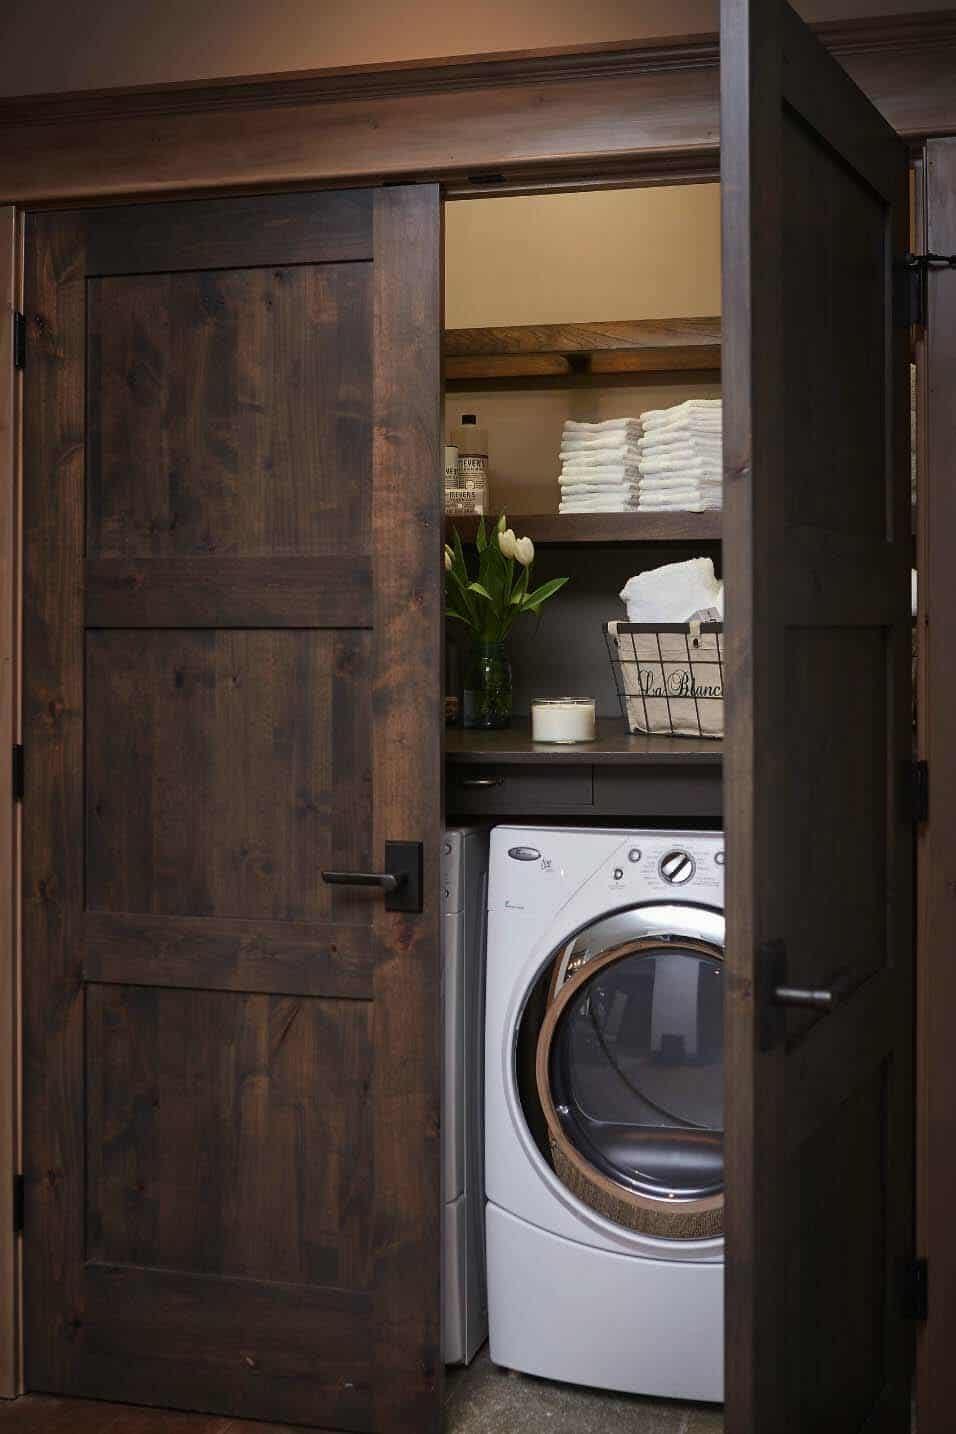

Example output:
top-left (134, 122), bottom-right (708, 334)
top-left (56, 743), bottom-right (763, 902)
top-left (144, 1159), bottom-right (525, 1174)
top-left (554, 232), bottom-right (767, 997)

top-left (535, 936), bottom-right (725, 1223)
top-left (0, 14), bottom-right (953, 205)
top-left (444, 316), bottom-right (721, 379)
top-left (444, 317), bottom-right (721, 356)
top-left (0, 204), bottom-right (21, 1400)
top-left (915, 134), bottom-right (956, 1434)
top-left (0, 13), bottom-right (953, 130)
top-left (448, 512), bottom-right (722, 545)
top-left (369, 184), bottom-right (444, 1430)
top-left (84, 557), bottom-right (374, 629)
top-left (81, 912), bottom-right (378, 1001)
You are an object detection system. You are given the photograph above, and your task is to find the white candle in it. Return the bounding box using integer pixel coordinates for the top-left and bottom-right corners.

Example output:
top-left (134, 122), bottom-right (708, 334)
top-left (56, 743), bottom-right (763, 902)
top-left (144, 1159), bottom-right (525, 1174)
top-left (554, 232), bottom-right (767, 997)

top-left (531, 698), bottom-right (597, 743)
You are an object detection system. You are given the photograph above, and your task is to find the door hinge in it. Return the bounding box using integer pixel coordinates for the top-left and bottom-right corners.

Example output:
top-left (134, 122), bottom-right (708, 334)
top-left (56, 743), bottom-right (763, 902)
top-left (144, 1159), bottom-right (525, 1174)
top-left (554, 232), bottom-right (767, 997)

top-left (902, 1256), bottom-right (928, 1321)
top-left (910, 758), bottom-right (928, 824)
top-left (12, 1174), bottom-right (23, 1234)
top-left (12, 744), bottom-right (23, 803)
top-left (12, 311), bottom-right (25, 370)
top-left (898, 252), bottom-right (956, 328)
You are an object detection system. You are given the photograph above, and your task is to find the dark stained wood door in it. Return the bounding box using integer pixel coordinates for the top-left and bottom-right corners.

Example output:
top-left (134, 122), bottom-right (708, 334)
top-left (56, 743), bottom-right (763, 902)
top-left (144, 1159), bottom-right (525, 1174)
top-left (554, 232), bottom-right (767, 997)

top-left (721, 3), bottom-right (914, 1431)
top-left (22, 186), bottom-right (443, 1432)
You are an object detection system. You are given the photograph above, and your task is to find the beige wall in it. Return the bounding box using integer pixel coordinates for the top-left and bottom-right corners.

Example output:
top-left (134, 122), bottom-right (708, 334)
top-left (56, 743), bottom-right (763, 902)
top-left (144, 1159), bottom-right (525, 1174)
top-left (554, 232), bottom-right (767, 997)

top-left (445, 186), bottom-right (721, 329)
top-left (0, 0), bottom-right (952, 97)
top-left (444, 183), bottom-right (721, 513)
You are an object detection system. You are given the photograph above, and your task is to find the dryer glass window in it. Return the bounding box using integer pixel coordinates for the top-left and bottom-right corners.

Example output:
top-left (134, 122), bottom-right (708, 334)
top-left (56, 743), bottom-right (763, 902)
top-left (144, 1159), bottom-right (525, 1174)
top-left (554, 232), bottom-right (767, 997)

top-left (548, 946), bottom-right (723, 1203)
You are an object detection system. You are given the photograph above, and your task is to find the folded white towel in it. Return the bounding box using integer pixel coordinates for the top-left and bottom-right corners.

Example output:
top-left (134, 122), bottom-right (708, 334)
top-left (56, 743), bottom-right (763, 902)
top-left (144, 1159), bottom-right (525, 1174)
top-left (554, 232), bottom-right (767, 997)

top-left (559, 445), bottom-right (642, 465)
top-left (637, 495), bottom-right (722, 511)
top-left (640, 399), bottom-right (721, 425)
top-left (560, 465), bottom-right (640, 483)
top-left (560, 491), bottom-right (639, 505)
top-left (642, 406), bottom-right (721, 425)
top-left (559, 501), bottom-right (639, 513)
top-left (563, 418), bottom-right (642, 433)
top-left (641, 418), bottom-right (722, 438)
top-left (619, 557), bottom-right (722, 622)
top-left (561, 433), bottom-right (640, 448)
top-left (560, 488), bottom-right (640, 503)
top-left (639, 477), bottom-right (721, 495)
top-left (639, 458), bottom-right (721, 478)
top-left (638, 434), bottom-right (722, 456)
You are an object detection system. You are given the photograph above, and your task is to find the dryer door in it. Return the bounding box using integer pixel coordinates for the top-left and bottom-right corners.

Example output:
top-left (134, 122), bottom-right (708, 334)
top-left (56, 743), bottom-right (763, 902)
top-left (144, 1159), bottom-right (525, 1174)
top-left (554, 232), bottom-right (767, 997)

top-left (536, 908), bottom-right (724, 1239)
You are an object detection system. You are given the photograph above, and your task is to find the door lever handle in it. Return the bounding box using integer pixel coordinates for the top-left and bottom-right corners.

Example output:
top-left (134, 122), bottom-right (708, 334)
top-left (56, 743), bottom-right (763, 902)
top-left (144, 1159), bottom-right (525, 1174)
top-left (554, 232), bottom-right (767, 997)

top-left (772, 985), bottom-right (835, 1012)
top-left (321, 841), bottom-right (423, 914)
top-left (321, 870), bottom-right (402, 892)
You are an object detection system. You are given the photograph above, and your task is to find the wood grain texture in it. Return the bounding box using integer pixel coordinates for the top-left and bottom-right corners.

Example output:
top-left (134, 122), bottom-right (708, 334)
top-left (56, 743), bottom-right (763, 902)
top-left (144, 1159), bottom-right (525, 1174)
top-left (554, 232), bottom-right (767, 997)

top-left (444, 317), bottom-right (721, 380)
top-left (85, 558), bottom-right (373, 628)
top-left (0, 204), bottom-right (20, 1399)
top-left (85, 984), bottom-right (373, 1287)
top-left (720, 3), bottom-right (913, 1431)
top-left (85, 629), bottom-right (372, 924)
top-left (370, 185), bottom-right (443, 1434)
top-left (0, 19), bottom-right (954, 207)
top-left (0, 1391), bottom-right (355, 1433)
top-left (86, 264), bottom-right (372, 560)
top-left (445, 717), bottom-right (722, 765)
top-left (23, 183), bottom-right (444, 1429)
top-left (445, 316), bottom-right (722, 355)
top-left (21, 207), bottom-right (88, 1397)
top-left (915, 134), bottom-right (956, 1434)
top-left (85, 189), bottom-right (372, 275)
top-left (82, 911), bottom-right (377, 1001)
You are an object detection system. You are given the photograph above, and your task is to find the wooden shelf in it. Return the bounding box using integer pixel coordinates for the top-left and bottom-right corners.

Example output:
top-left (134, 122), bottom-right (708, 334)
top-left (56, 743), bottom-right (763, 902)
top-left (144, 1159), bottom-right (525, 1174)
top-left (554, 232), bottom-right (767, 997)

top-left (446, 717), bottom-right (722, 766)
top-left (446, 511), bottom-right (722, 544)
top-left (444, 317), bottom-right (721, 382)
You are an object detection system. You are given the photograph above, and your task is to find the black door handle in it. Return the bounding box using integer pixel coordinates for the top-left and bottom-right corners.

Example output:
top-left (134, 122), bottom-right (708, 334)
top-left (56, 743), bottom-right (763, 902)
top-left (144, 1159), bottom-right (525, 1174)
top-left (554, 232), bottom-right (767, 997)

top-left (321, 870), bottom-right (402, 892)
top-left (321, 841), bottom-right (423, 914)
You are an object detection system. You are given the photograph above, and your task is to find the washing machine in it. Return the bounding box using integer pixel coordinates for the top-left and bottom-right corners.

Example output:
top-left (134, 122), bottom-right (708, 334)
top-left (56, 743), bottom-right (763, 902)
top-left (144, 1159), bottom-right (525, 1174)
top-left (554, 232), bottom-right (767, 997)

top-left (485, 825), bottom-right (725, 1402)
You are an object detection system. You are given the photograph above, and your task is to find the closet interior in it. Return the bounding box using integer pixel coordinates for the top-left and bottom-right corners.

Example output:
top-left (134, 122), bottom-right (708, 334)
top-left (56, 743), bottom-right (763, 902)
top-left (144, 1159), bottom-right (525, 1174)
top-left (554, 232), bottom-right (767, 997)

top-left (442, 183), bottom-right (725, 826)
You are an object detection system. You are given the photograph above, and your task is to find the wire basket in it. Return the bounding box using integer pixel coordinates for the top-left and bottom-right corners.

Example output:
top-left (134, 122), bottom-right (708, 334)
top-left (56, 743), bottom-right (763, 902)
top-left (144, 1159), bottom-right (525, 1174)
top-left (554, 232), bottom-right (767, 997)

top-left (605, 620), bottom-right (725, 739)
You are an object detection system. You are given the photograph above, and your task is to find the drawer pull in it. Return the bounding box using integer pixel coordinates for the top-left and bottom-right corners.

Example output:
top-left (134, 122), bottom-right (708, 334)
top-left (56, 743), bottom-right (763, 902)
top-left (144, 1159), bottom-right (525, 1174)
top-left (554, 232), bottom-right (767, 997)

top-left (459, 775), bottom-right (504, 789)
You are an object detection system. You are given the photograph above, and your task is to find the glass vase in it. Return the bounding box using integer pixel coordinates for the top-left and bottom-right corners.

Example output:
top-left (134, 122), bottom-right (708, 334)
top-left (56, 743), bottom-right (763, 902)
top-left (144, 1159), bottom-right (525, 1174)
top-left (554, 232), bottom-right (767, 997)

top-left (463, 640), bottom-right (513, 730)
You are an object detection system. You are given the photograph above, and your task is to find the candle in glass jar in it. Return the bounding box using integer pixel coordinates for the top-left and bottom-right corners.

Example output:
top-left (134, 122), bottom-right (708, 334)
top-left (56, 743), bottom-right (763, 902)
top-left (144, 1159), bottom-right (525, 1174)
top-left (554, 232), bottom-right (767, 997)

top-left (531, 697), bottom-right (596, 743)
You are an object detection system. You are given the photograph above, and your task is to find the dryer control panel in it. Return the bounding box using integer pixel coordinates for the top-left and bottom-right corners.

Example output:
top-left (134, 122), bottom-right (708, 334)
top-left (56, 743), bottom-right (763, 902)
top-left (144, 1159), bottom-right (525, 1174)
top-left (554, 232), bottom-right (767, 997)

top-left (602, 835), bottom-right (724, 901)
top-left (489, 826), bottom-right (724, 915)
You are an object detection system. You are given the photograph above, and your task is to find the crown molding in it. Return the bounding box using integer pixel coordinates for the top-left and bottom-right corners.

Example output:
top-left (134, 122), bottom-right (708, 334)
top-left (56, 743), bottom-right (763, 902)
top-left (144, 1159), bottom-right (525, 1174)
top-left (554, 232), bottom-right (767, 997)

top-left (1, 11), bottom-right (954, 132)
top-left (0, 36), bottom-right (721, 129)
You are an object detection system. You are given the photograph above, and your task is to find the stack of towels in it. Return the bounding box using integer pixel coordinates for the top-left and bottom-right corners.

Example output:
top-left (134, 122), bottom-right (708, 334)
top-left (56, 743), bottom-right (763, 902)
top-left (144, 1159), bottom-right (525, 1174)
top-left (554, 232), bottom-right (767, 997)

top-left (636, 399), bottom-right (722, 511)
top-left (558, 418), bottom-right (642, 513)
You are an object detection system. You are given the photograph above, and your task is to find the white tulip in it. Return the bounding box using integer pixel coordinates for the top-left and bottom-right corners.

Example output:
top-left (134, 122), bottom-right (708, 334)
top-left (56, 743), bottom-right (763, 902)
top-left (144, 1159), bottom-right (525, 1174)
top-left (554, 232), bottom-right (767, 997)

top-left (514, 536), bottom-right (534, 567)
top-left (498, 528), bottom-right (518, 560)
top-left (444, 545), bottom-right (454, 572)
top-left (496, 513), bottom-right (508, 533)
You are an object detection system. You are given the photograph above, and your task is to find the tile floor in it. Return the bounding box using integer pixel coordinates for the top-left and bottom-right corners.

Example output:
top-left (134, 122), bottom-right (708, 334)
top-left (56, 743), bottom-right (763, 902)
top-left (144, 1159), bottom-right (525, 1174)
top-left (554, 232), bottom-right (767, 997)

top-left (445, 1346), bottom-right (722, 1434)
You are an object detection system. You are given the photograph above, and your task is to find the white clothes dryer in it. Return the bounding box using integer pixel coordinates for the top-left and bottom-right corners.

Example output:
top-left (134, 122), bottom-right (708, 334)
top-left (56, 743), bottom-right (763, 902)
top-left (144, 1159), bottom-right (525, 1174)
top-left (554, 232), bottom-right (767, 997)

top-left (485, 825), bottom-right (725, 1402)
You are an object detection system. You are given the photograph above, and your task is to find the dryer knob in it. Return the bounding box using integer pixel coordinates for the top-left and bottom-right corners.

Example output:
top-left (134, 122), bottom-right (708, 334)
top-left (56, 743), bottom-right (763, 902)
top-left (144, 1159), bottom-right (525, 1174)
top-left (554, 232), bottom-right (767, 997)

top-left (660, 849), bottom-right (696, 884)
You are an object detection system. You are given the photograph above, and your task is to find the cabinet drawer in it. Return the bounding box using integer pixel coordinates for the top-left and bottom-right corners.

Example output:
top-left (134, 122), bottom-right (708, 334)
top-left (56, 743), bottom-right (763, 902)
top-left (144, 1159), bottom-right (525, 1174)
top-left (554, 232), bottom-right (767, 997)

top-left (592, 764), bottom-right (722, 818)
top-left (448, 763), bottom-right (593, 814)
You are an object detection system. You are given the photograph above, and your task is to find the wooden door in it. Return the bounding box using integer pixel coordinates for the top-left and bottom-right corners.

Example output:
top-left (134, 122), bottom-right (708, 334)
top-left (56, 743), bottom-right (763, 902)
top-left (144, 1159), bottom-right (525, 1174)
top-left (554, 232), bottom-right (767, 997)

top-left (22, 186), bottom-right (443, 1433)
top-left (916, 136), bottom-right (956, 1434)
top-left (721, 3), bottom-right (914, 1430)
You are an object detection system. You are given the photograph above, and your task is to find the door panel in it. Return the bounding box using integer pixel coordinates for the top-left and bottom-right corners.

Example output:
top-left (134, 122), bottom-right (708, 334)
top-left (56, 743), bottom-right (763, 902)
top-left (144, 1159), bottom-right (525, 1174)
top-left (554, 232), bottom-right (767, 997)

top-left (23, 186), bottom-right (443, 1432)
top-left (87, 264), bottom-right (372, 558)
top-left (721, 3), bottom-right (913, 1431)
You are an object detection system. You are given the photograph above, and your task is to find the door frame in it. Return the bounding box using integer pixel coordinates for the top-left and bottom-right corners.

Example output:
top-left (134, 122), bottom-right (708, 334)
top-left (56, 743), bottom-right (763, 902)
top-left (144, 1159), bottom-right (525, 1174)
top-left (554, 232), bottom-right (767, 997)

top-left (914, 134), bottom-right (956, 1434)
top-left (0, 9), bottom-right (954, 1409)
